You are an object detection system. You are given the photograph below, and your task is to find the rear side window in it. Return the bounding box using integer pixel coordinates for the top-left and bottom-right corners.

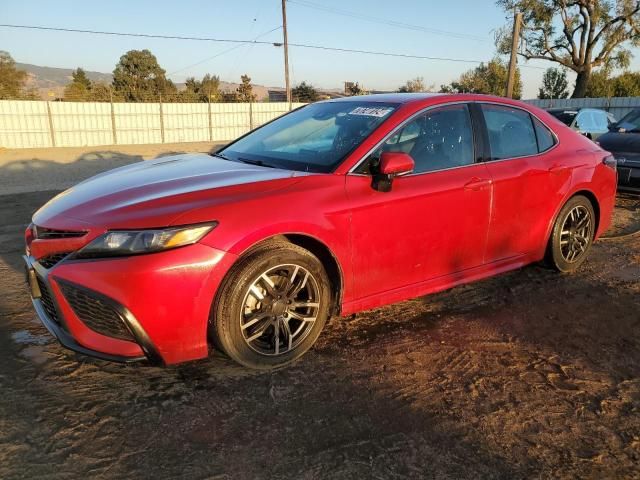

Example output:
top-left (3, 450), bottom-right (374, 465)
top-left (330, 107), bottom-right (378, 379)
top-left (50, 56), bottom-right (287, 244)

top-left (481, 104), bottom-right (538, 159)
top-left (533, 117), bottom-right (555, 152)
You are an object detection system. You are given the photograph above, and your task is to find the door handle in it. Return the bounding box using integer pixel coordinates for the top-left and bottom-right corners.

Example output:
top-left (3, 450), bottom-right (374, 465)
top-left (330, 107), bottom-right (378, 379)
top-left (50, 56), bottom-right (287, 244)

top-left (464, 177), bottom-right (492, 191)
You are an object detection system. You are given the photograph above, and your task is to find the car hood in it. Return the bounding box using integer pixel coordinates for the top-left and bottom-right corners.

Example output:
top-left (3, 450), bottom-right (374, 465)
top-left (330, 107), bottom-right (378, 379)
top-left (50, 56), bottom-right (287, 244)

top-left (33, 153), bottom-right (307, 229)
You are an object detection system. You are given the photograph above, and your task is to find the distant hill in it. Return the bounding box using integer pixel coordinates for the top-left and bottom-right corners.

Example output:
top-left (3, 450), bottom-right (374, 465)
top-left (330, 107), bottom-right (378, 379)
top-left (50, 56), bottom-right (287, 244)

top-left (16, 62), bottom-right (275, 101)
top-left (17, 63), bottom-right (113, 99)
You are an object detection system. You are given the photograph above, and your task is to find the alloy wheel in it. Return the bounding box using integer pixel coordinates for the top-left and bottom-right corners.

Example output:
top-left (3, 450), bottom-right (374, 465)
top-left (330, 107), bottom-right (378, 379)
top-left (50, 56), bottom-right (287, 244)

top-left (559, 205), bottom-right (592, 263)
top-left (240, 264), bottom-right (321, 356)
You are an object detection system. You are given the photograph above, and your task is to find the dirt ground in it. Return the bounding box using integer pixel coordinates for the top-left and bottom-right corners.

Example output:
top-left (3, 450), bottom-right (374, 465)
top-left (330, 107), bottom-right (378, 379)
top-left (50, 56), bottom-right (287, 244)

top-left (0, 185), bottom-right (639, 478)
top-left (0, 142), bottom-right (224, 195)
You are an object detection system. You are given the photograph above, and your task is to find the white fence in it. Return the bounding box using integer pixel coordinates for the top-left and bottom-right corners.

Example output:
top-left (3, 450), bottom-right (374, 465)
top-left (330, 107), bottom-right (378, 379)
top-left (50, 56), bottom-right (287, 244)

top-left (0, 101), bottom-right (306, 149)
top-left (525, 97), bottom-right (640, 121)
top-left (4, 97), bottom-right (639, 150)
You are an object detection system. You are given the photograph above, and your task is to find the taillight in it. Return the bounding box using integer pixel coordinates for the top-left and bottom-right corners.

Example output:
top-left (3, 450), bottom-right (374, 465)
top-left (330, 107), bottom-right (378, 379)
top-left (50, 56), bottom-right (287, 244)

top-left (603, 154), bottom-right (617, 171)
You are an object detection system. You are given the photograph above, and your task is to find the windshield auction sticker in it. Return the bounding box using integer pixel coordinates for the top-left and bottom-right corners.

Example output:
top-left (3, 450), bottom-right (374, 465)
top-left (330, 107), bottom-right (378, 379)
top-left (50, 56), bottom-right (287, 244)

top-left (348, 107), bottom-right (394, 118)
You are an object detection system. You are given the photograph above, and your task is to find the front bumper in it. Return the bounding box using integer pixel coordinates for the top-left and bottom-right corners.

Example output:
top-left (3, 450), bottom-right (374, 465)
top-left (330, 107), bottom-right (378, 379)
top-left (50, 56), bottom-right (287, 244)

top-left (24, 255), bottom-right (152, 363)
top-left (24, 242), bottom-right (237, 365)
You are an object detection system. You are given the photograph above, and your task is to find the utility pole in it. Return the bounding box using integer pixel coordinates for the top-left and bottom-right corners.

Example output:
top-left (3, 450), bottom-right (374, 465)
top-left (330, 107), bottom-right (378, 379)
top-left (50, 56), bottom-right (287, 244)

top-left (506, 11), bottom-right (522, 98)
top-left (281, 0), bottom-right (291, 108)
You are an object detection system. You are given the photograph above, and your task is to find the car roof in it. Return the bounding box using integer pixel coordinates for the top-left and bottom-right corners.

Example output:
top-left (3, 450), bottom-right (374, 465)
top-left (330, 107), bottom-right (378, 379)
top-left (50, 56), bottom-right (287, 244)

top-left (323, 92), bottom-right (529, 105)
top-left (325, 93), bottom-right (443, 104)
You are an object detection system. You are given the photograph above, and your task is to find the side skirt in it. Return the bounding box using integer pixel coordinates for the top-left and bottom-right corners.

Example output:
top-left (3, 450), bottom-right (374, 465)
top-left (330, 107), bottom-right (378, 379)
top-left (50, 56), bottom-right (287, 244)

top-left (341, 253), bottom-right (535, 315)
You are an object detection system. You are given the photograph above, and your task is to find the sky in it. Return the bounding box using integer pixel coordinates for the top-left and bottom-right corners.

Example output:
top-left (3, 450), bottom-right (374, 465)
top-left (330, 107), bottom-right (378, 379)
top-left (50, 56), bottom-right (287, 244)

top-left (1, 0), bottom-right (639, 98)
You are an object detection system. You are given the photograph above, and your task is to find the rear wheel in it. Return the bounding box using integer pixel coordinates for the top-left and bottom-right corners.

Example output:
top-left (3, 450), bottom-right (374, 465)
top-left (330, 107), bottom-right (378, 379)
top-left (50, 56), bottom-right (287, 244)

top-left (547, 195), bottom-right (596, 272)
top-left (211, 242), bottom-right (331, 369)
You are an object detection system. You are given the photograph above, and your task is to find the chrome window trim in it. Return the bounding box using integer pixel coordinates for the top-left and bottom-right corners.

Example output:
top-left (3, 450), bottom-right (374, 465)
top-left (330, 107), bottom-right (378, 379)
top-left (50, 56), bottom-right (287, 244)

top-left (347, 100), bottom-right (560, 177)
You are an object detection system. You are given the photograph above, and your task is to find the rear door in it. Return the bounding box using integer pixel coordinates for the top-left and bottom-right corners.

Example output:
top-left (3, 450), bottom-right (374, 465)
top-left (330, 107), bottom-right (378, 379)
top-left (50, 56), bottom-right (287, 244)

top-left (478, 103), bottom-right (569, 262)
top-left (345, 103), bottom-right (493, 300)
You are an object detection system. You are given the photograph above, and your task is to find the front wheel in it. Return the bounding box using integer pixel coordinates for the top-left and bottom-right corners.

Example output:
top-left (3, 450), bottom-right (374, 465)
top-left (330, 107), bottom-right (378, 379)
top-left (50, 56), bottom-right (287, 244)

top-left (547, 195), bottom-right (596, 272)
top-left (211, 242), bottom-right (331, 369)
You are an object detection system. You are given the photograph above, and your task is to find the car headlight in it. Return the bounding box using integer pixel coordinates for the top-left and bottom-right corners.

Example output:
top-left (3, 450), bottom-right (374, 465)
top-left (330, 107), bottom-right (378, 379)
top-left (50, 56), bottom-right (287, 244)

top-left (74, 222), bottom-right (217, 259)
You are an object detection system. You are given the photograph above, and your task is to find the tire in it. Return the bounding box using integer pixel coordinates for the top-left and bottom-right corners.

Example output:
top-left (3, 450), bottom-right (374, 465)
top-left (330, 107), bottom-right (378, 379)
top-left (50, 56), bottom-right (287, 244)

top-left (211, 242), bottom-right (331, 369)
top-left (547, 195), bottom-right (596, 272)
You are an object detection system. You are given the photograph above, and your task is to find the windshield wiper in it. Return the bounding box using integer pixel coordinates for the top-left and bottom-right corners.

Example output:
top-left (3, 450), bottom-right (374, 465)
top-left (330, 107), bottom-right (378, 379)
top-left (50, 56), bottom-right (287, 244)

top-left (237, 158), bottom-right (278, 169)
top-left (211, 152), bottom-right (231, 160)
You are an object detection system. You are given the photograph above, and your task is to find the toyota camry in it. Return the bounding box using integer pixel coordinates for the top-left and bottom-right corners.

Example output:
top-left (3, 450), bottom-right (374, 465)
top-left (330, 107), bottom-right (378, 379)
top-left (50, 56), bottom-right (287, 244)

top-left (24, 93), bottom-right (617, 369)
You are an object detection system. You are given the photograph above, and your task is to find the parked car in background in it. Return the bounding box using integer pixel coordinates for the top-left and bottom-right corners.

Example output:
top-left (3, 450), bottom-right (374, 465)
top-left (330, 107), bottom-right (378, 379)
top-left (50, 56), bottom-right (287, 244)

top-left (597, 108), bottom-right (640, 194)
top-left (547, 107), bottom-right (616, 140)
top-left (24, 94), bottom-right (617, 369)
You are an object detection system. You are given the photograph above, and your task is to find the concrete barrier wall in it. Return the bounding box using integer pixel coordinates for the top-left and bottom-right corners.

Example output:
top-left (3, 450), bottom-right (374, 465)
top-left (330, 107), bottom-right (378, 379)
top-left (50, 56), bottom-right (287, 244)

top-left (0, 101), bottom-right (306, 149)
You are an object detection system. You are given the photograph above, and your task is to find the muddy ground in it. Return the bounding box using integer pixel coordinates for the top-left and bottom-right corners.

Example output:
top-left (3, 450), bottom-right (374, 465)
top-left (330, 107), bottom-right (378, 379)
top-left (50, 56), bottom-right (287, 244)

top-left (0, 190), bottom-right (639, 479)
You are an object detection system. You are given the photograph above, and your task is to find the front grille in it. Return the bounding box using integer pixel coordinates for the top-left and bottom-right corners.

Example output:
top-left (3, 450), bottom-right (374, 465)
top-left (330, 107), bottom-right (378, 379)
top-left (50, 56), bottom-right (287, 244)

top-left (59, 282), bottom-right (135, 342)
top-left (36, 275), bottom-right (61, 325)
top-left (34, 226), bottom-right (86, 239)
top-left (38, 252), bottom-right (71, 269)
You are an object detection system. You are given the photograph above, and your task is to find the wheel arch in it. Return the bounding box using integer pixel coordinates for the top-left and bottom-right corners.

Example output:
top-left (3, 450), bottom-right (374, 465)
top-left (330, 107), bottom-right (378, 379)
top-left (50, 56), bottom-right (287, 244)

top-left (545, 188), bottom-right (601, 253)
top-left (571, 189), bottom-right (601, 234)
top-left (224, 233), bottom-right (344, 316)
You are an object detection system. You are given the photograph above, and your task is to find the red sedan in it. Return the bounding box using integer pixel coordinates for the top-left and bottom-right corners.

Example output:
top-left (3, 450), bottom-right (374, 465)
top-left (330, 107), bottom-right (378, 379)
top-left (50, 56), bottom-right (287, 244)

top-left (24, 93), bottom-right (617, 369)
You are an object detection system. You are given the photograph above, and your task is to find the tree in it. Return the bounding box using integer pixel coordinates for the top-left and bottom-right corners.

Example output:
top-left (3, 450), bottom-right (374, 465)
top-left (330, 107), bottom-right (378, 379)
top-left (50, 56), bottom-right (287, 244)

top-left (64, 68), bottom-right (93, 101)
top-left (236, 74), bottom-right (256, 102)
top-left (398, 76), bottom-right (427, 92)
top-left (72, 68), bottom-right (91, 90)
top-left (439, 59), bottom-right (522, 98)
top-left (88, 82), bottom-right (117, 102)
top-left (584, 68), bottom-right (613, 96)
top-left (612, 70), bottom-right (640, 96)
top-left (538, 67), bottom-right (569, 98)
top-left (112, 49), bottom-right (177, 102)
top-left (292, 81), bottom-right (318, 102)
top-left (585, 68), bottom-right (640, 96)
top-left (346, 82), bottom-right (365, 96)
top-left (496, 0), bottom-right (640, 98)
top-left (0, 51), bottom-right (30, 99)
top-left (181, 74), bottom-right (221, 102)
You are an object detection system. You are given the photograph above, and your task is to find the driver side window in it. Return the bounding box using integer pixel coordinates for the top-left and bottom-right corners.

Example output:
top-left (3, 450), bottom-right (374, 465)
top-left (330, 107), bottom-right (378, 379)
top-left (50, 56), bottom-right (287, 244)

top-left (357, 104), bottom-right (474, 175)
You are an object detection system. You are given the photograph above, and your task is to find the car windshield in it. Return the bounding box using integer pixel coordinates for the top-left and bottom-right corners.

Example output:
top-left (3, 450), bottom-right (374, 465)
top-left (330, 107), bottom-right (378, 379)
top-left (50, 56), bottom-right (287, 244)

top-left (548, 110), bottom-right (578, 126)
top-left (616, 109), bottom-right (640, 132)
top-left (218, 101), bottom-right (399, 173)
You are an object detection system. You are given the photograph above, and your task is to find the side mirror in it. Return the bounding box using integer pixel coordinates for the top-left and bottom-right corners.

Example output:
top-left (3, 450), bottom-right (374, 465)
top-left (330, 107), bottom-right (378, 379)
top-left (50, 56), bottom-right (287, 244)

top-left (372, 152), bottom-right (415, 192)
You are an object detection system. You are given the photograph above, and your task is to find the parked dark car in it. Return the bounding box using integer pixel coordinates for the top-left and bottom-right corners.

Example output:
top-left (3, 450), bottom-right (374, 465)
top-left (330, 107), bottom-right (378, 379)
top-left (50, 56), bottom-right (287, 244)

top-left (547, 107), bottom-right (616, 140)
top-left (597, 108), bottom-right (640, 194)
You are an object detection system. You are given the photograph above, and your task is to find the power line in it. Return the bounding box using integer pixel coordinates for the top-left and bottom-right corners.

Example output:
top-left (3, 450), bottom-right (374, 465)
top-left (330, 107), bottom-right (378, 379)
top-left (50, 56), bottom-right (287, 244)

top-left (168, 26), bottom-right (281, 76)
top-left (0, 23), bottom-right (280, 46)
top-left (0, 23), bottom-right (545, 69)
top-left (287, 0), bottom-right (490, 42)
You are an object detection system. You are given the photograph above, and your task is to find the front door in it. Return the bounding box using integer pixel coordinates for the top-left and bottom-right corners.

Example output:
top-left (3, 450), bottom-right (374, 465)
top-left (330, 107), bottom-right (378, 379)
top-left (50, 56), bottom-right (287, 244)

top-left (346, 103), bottom-right (492, 300)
